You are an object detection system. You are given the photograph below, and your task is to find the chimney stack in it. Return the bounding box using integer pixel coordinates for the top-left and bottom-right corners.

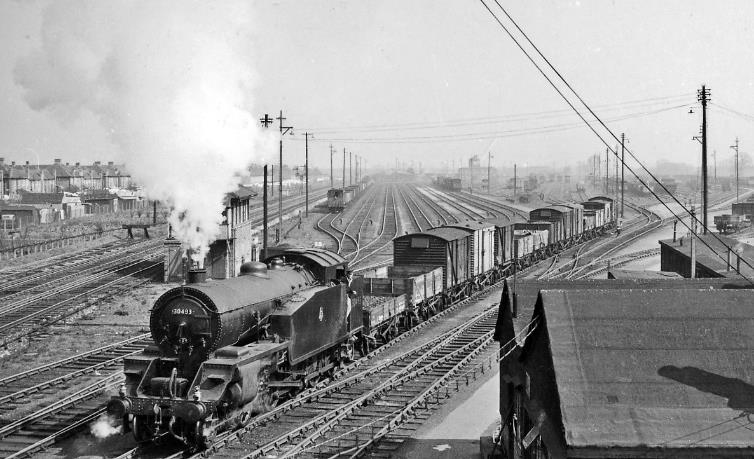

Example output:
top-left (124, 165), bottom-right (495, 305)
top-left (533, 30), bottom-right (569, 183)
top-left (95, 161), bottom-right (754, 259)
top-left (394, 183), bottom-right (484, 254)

top-left (25, 161), bottom-right (29, 166)
top-left (54, 158), bottom-right (61, 165)
top-left (94, 161), bottom-right (101, 166)
top-left (107, 161), bottom-right (114, 166)
top-left (11, 161), bottom-right (16, 166)
top-left (75, 162), bottom-right (80, 166)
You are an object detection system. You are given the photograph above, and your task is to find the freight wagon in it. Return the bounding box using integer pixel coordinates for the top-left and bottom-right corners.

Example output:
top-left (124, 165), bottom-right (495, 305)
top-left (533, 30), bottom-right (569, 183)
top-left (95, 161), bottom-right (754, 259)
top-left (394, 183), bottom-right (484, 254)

top-left (486, 217), bottom-right (526, 267)
top-left (359, 266), bottom-right (444, 321)
top-left (445, 221), bottom-right (496, 282)
top-left (588, 196), bottom-right (614, 226)
top-left (392, 227), bottom-right (471, 298)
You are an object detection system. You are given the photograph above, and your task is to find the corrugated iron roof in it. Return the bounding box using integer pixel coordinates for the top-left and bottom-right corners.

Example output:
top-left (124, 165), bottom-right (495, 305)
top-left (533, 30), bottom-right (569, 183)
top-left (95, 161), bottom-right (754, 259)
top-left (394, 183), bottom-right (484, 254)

top-left (529, 288), bottom-right (754, 450)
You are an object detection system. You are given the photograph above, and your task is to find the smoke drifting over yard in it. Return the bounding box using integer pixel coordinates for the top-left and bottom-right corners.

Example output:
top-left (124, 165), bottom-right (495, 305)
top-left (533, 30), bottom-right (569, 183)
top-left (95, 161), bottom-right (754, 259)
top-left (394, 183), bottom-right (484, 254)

top-left (14, 0), bottom-right (274, 259)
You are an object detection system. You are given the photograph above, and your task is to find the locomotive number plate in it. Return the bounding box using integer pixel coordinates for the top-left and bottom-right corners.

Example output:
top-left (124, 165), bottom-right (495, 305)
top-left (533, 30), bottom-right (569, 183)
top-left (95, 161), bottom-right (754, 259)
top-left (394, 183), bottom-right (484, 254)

top-left (171, 308), bottom-right (194, 315)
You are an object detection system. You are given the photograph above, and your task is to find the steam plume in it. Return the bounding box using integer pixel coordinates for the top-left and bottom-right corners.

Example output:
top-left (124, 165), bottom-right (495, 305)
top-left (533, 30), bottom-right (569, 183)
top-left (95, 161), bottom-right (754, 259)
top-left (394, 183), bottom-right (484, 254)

top-left (90, 414), bottom-right (121, 439)
top-left (14, 1), bottom-right (274, 259)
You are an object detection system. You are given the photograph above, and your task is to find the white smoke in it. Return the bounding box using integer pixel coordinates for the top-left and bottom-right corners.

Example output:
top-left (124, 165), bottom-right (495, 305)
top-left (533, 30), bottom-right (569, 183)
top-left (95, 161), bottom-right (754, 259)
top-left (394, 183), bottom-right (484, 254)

top-left (90, 414), bottom-right (121, 439)
top-left (14, 1), bottom-right (275, 260)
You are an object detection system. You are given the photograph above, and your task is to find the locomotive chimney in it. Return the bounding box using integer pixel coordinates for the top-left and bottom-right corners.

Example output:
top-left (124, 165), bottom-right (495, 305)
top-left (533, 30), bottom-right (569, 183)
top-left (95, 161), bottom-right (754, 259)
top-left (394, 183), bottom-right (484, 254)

top-left (187, 268), bottom-right (207, 284)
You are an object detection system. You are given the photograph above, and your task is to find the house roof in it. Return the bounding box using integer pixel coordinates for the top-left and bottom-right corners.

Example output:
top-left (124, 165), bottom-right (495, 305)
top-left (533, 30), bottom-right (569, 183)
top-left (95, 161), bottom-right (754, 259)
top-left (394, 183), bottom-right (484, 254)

top-left (527, 288), bottom-right (754, 452)
top-left (18, 192), bottom-right (64, 204)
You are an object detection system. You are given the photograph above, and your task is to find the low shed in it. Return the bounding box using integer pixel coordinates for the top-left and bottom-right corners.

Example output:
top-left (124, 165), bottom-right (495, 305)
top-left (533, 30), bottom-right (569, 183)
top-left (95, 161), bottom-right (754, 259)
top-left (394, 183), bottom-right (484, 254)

top-left (498, 288), bottom-right (754, 458)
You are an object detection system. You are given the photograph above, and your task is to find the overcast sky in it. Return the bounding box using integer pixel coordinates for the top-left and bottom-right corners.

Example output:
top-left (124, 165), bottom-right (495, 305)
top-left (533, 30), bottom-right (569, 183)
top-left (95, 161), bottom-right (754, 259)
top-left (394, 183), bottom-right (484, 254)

top-left (1, 0), bottom-right (753, 175)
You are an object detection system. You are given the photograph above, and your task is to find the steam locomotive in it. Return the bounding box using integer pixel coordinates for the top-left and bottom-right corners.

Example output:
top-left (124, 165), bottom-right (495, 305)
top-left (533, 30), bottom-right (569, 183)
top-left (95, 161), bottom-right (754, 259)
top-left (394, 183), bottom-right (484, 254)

top-left (107, 248), bottom-right (361, 449)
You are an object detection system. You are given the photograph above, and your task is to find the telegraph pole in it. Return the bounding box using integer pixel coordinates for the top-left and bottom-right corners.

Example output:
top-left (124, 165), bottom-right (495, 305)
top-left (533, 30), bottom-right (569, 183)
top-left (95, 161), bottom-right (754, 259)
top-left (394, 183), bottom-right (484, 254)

top-left (349, 151), bottom-right (353, 186)
top-left (698, 85), bottom-right (710, 234)
top-left (276, 110), bottom-right (293, 242)
top-left (262, 164), bottom-right (268, 254)
top-left (605, 147), bottom-right (609, 195)
top-left (487, 151), bottom-right (493, 194)
top-left (513, 163), bottom-right (517, 198)
top-left (614, 144), bottom-right (619, 199)
top-left (342, 148), bottom-right (346, 190)
top-left (620, 133), bottom-right (626, 218)
top-left (259, 113), bottom-right (274, 252)
top-left (731, 138), bottom-right (740, 203)
top-left (329, 144), bottom-right (334, 188)
top-left (304, 132), bottom-right (311, 217)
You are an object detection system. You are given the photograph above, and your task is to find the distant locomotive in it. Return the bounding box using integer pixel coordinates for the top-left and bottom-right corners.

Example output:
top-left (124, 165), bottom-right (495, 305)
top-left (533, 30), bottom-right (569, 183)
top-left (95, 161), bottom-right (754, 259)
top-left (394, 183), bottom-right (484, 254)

top-left (107, 248), bottom-right (361, 450)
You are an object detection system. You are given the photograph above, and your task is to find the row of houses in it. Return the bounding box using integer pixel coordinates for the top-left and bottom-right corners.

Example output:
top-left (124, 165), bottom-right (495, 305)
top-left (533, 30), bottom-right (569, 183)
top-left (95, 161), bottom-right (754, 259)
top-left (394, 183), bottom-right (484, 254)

top-left (0, 158), bottom-right (131, 197)
top-left (0, 189), bottom-right (146, 229)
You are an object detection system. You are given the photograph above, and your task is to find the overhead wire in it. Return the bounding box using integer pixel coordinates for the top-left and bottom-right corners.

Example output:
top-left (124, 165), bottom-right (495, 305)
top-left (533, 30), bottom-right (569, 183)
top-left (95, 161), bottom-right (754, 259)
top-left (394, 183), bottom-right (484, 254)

top-left (293, 104), bottom-right (687, 144)
top-left (479, 0), bottom-right (754, 284)
top-left (300, 93), bottom-right (692, 134)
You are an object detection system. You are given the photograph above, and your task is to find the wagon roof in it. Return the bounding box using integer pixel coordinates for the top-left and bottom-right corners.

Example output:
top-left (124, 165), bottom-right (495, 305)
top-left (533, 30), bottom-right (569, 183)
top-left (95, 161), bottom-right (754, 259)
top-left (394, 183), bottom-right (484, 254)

top-left (484, 216), bottom-right (528, 228)
top-left (444, 220), bottom-right (495, 232)
top-left (397, 227), bottom-right (469, 242)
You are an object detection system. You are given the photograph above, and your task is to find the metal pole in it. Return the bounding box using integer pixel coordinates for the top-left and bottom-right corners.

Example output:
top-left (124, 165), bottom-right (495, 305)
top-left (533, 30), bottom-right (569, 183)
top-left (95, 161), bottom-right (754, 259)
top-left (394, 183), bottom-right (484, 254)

top-left (278, 111), bottom-right (283, 242)
top-left (305, 132), bottom-right (309, 217)
top-left (329, 144), bottom-right (334, 188)
top-left (349, 151), bottom-right (353, 186)
top-left (153, 201), bottom-right (157, 225)
top-left (605, 147), bottom-right (609, 195)
top-left (487, 151), bottom-right (491, 194)
top-left (342, 148), bottom-right (346, 190)
top-left (621, 133), bottom-right (625, 218)
top-left (263, 164), bottom-right (268, 254)
top-left (513, 163), bottom-right (517, 198)
top-left (690, 207), bottom-right (696, 278)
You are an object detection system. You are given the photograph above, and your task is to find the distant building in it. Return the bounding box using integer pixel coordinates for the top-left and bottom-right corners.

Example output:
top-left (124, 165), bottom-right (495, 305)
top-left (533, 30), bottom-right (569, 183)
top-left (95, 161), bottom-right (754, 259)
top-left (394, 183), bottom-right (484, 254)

top-left (205, 186), bottom-right (258, 279)
top-left (0, 158), bottom-right (131, 198)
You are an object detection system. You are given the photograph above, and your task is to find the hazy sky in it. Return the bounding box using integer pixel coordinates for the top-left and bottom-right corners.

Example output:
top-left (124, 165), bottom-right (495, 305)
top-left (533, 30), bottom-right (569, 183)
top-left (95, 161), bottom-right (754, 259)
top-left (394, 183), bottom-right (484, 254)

top-left (2, 0), bottom-right (754, 175)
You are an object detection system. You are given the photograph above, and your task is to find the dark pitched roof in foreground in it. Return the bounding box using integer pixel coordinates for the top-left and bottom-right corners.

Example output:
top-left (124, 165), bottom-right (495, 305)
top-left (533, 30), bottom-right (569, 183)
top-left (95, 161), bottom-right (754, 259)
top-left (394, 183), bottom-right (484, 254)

top-left (524, 288), bottom-right (754, 455)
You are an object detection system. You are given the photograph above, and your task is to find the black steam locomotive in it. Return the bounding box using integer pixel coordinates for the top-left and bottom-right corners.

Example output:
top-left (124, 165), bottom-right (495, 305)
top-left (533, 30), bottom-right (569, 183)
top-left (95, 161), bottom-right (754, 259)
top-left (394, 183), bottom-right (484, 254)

top-left (107, 248), bottom-right (361, 449)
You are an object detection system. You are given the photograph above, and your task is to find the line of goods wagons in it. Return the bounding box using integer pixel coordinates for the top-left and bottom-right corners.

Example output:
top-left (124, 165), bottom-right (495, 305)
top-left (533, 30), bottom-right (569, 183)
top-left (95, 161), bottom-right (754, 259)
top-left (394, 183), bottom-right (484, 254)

top-left (327, 182), bottom-right (368, 211)
top-left (355, 196), bottom-right (614, 339)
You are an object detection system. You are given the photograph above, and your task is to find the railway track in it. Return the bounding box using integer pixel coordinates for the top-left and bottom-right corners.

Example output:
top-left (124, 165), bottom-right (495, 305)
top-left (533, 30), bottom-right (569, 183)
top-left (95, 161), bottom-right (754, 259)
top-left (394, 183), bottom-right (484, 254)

top-left (0, 256), bottom-right (162, 347)
top-left (0, 334), bottom-right (152, 458)
top-left (0, 334), bottom-right (149, 420)
top-left (0, 238), bottom-right (159, 296)
top-left (0, 373), bottom-right (122, 459)
top-left (351, 186), bottom-right (399, 269)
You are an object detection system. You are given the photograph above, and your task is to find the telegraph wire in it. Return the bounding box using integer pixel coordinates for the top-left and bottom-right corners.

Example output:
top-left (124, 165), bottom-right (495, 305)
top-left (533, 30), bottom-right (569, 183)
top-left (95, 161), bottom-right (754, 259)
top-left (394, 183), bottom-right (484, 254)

top-left (300, 93), bottom-right (692, 134)
top-left (294, 104), bottom-right (686, 144)
top-left (479, 0), bottom-right (754, 283)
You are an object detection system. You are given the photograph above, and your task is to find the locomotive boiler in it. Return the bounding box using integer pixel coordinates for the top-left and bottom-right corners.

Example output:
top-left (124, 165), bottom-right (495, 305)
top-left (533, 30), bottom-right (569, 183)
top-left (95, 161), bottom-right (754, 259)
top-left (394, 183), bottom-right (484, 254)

top-left (107, 248), bottom-right (362, 449)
